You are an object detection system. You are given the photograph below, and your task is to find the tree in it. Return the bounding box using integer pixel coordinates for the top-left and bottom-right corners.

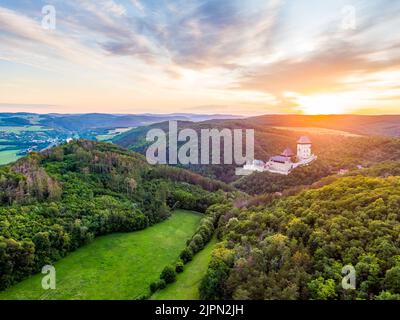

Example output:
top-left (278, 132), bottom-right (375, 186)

top-left (376, 291), bottom-right (400, 300)
top-left (160, 265), bottom-right (176, 284)
top-left (180, 248), bottom-right (193, 263)
top-left (308, 277), bottom-right (337, 300)
top-left (175, 261), bottom-right (184, 273)
top-left (384, 266), bottom-right (400, 294)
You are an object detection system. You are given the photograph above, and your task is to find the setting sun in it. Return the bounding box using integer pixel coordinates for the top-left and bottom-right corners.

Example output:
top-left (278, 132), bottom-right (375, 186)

top-left (296, 94), bottom-right (348, 115)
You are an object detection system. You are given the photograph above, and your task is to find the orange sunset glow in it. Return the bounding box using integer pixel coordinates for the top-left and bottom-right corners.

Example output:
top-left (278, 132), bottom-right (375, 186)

top-left (0, 0), bottom-right (399, 115)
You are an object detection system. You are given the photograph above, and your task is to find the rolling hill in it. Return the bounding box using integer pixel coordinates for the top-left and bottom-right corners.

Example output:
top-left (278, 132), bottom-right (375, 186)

top-left (113, 116), bottom-right (400, 194)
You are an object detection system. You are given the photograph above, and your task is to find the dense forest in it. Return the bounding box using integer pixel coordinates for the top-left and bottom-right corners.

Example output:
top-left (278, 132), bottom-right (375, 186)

top-left (200, 174), bottom-right (400, 300)
top-left (0, 140), bottom-right (231, 290)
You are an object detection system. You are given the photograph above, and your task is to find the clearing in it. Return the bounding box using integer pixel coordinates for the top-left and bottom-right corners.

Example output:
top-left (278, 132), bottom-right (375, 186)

top-left (0, 210), bottom-right (202, 300)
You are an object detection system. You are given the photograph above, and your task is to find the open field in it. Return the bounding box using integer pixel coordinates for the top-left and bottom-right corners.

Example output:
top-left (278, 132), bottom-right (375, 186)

top-left (151, 237), bottom-right (217, 300)
top-left (0, 210), bottom-right (202, 300)
top-left (0, 149), bottom-right (21, 165)
top-left (0, 126), bottom-right (49, 134)
top-left (96, 127), bottom-right (135, 141)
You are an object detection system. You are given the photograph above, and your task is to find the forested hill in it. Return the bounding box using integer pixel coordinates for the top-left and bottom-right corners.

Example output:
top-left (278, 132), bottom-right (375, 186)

top-left (201, 174), bottom-right (400, 300)
top-left (247, 115), bottom-right (400, 137)
top-left (0, 140), bottom-right (234, 290)
top-left (113, 118), bottom-right (400, 192)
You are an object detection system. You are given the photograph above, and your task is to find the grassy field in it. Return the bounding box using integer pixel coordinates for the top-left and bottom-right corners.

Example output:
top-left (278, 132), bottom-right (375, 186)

top-left (0, 149), bottom-right (21, 165)
top-left (96, 127), bottom-right (135, 142)
top-left (0, 126), bottom-right (48, 134)
top-left (0, 210), bottom-right (202, 300)
top-left (151, 236), bottom-right (217, 300)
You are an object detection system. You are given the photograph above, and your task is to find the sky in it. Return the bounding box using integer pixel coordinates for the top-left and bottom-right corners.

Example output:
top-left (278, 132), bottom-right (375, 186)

top-left (0, 0), bottom-right (399, 116)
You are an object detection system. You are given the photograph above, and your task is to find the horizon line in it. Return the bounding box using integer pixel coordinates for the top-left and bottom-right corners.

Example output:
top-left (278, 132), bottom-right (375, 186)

top-left (1, 112), bottom-right (400, 117)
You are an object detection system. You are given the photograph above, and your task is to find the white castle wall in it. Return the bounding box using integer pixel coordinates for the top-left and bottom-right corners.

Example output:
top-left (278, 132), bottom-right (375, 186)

top-left (297, 143), bottom-right (312, 160)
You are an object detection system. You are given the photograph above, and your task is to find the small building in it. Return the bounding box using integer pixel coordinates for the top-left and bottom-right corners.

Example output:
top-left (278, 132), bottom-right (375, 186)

top-left (265, 155), bottom-right (293, 175)
top-left (240, 136), bottom-right (317, 175)
top-left (243, 159), bottom-right (265, 172)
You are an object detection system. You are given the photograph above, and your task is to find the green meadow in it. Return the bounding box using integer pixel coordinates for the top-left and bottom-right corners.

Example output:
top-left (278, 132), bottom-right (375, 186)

top-left (0, 126), bottom-right (47, 134)
top-left (151, 236), bottom-right (217, 300)
top-left (0, 210), bottom-right (202, 300)
top-left (0, 148), bottom-right (21, 165)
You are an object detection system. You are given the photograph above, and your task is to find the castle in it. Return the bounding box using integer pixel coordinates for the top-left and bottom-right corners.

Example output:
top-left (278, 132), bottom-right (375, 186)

top-left (243, 136), bottom-right (317, 175)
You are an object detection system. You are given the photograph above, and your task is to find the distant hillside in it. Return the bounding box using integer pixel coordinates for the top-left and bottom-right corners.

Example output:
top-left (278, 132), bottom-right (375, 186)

top-left (0, 113), bottom-right (242, 166)
top-left (247, 114), bottom-right (400, 137)
top-left (0, 112), bottom-right (242, 133)
top-left (113, 118), bottom-right (400, 193)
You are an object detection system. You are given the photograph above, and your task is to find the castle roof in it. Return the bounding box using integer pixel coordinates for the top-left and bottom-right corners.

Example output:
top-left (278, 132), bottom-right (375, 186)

top-left (270, 155), bottom-right (290, 163)
top-left (281, 148), bottom-right (294, 157)
top-left (297, 136), bottom-right (312, 144)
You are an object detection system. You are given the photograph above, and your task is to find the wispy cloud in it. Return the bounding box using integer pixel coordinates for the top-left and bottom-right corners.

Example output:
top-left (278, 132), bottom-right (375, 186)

top-left (0, 0), bottom-right (399, 115)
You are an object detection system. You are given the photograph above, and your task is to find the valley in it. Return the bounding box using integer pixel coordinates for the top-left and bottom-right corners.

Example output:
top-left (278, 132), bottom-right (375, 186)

top-left (0, 210), bottom-right (201, 300)
top-left (0, 113), bottom-right (240, 166)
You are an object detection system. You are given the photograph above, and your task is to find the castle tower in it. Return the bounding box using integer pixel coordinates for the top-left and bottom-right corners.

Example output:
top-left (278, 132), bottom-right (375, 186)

top-left (297, 136), bottom-right (312, 160)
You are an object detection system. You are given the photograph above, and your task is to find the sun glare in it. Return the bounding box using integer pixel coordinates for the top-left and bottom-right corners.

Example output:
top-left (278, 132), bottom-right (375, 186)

top-left (296, 94), bottom-right (348, 115)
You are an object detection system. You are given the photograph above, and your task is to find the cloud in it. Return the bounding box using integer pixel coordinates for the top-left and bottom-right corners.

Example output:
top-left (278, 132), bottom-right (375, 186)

top-left (0, 6), bottom-right (105, 68)
top-left (233, 2), bottom-right (400, 113)
top-left (131, 0), bottom-right (145, 13)
top-left (0, 0), bottom-right (399, 115)
top-left (238, 40), bottom-right (400, 96)
top-left (95, 0), bottom-right (283, 69)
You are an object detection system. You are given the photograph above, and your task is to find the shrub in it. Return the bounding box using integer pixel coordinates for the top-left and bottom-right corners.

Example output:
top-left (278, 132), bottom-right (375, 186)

top-left (198, 228), bottom-right (211, 242)
top-left (188, 242), bottom-right (199, 254)
top-left (160, 265), bottom-right (176, 284)
top-left (150, 281), bottom-right (159, 293)
top-left (176, 260), bottom-right (184, 273)
top-left (180, 247), bottom-right (193, 263)
top-left (158, 279), bottom-right (167, 289)
top-left (192, 234), bottom-right (205, 248)
top-left (150, 279), bottom-right (167, 293)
